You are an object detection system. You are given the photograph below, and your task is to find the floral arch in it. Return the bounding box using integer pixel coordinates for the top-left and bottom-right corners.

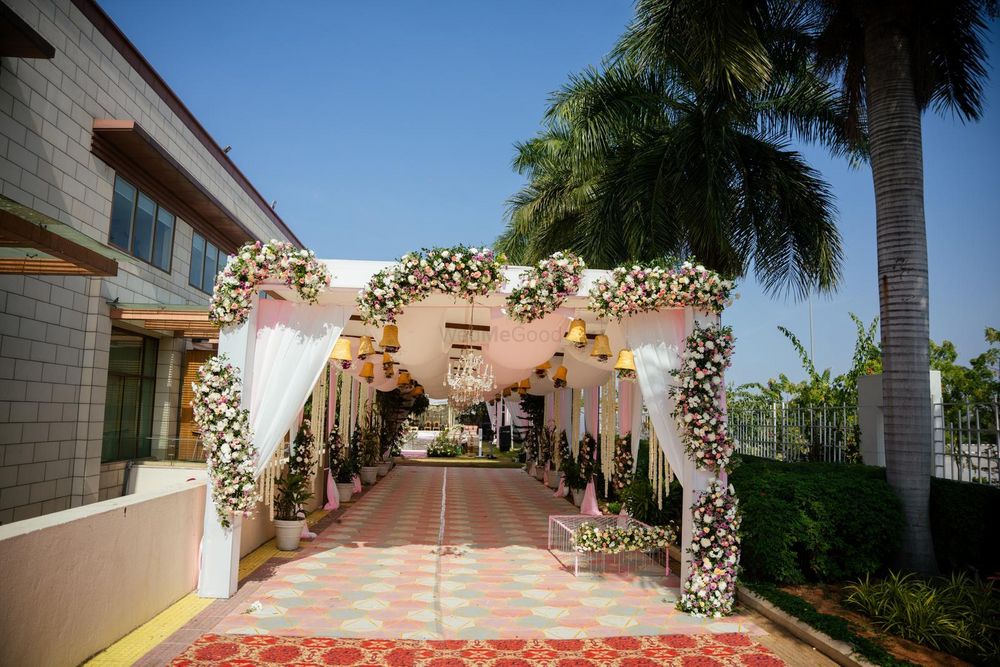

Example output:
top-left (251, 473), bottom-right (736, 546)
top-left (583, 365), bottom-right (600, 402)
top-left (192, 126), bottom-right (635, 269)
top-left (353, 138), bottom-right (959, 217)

top-left (195, 242), bottom-right (739, 617)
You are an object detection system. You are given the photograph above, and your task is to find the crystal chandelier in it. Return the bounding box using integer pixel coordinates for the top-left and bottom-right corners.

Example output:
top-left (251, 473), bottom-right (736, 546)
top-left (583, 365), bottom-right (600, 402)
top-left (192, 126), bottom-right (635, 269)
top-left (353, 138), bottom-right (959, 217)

top-left (447, 348), bottom-right (494, 408)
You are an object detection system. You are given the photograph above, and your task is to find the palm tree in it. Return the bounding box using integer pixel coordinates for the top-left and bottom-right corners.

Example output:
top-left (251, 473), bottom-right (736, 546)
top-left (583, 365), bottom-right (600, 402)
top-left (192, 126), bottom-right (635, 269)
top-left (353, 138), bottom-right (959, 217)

top-left (529, 0), bottom-right (995, 572)
top-left (499, 11), bottom-right (854, 299)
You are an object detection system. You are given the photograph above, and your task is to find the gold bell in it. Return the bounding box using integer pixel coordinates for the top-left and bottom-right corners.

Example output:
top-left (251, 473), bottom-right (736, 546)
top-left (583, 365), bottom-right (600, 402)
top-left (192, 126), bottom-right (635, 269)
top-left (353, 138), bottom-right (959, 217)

top-left (382, 352), bottom-right (394, 378)
top-left (357, 335), bottom-right (376, 359)
top-left (397, 371), bottom-right (412, 388)
top-left (331, 337), bottom-right (353, 370)
top-left (518, 378), bottom-right (531, 393)
top-left (591, 334), bottom-right (612, 362)
top-left (552, 366), bottom-right (568, 388)
top-left (534, 361), bottom-right (551, 379)
top-left (359, 361), bottom-right (375, 384)
top-left (379, 324), bottom-right (400, 353)
top-left (411, 384), bottom-right (424, 396)
top-left (566, 318), bottom-right (587, 348)
top-left (502, 387), bottom-right (512, 397)
top-left (614, 349), bottom-right (636, 372)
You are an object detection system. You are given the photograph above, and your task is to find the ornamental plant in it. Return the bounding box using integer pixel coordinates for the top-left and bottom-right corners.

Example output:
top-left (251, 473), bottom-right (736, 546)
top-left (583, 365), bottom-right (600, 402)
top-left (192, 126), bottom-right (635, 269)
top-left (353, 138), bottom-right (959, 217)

top-left (588, 260), bottom-right (734, 320)
top-left (537, 422), bottom-right (556, 465)
top-left (357, 246), bottom-right (506, 326)
top-left (612, 435), bottom-right (634, 492)
top-left (679, 480), bottom-right (742, 618)
top-left (572, 521), bottom-right (677, 554)
top-left (289, 421), bottom-right (316, 481)
top-left (556, 429), bottom-right (572, 469)
top-left (209, 240), bottom-right (331, 328)
top-left (505, 251), bottom-right (585, 323)
top-left (327, 425), bottom-right (354, 484)
top-left (578, 432), bottom-right (598, 483)
top-left (190, 354), bottom-right (259, 527)
top-left (670, 324), bottom-right (736, 472)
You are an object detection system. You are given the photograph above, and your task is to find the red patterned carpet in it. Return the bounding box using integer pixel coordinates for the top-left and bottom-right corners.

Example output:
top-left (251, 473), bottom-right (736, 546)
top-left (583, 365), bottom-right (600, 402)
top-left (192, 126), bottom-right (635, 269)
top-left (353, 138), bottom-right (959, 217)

top-left (171, 633), bottom-right (785, 666)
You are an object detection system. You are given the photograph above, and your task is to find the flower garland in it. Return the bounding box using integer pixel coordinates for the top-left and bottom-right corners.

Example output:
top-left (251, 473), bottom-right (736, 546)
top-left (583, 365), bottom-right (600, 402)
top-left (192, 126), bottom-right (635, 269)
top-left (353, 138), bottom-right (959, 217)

top-left (555, 429), bottom-right (572, 469)
top-left (191, 354), bottom-right (258, 527)
top-left (505, 251), bottom-right (586, 323)
top-left (572, 521), bottom-right (677, 554)
top-left (617, 367), bottom-right (637, 382)
top-left (588, 260), bottom-right (734, 320)
top-left (289, 422), bottom-right (316, 481)
top-left (209, 240), bottom-right (331, 329)
top-left (612, 435), bottom-right (634, 492)
top-left (357, 246), bottom-right (506, 326)
top-left (538, 423), bottom-right (556, 465)
top-left (670, 324), bottom-right (735, 471)
top-left (679, 480), bottom-right (742, 618)
top-left (578, 432), bottom-right (598, 482)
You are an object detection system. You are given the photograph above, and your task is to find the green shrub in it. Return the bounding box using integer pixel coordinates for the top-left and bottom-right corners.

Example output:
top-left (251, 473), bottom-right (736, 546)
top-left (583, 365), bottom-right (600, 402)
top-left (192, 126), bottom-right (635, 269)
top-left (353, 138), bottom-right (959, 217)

top-left (731, 455), bottom-right (903, 583)
top-left (930, 477), bottom-right (1000, 577)
top-left (845, 571), bottom-right (1000, 664)
top-left (621, 439), bottom-right (682, 526)
top-left (746, 582), bottom-right (915, 667)
top-left (426, 431), bottom-right (461, 458)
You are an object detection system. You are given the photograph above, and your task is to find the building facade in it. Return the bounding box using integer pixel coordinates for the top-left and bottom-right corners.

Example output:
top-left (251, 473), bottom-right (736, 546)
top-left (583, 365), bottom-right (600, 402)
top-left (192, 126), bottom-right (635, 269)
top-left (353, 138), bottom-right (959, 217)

top-left (0, 0), bottom-right (302, 523)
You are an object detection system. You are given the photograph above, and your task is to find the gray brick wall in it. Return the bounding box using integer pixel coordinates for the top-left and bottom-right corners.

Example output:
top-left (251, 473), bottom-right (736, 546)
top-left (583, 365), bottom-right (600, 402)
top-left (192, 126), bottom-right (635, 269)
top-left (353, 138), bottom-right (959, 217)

top-left (0, 0), bottom-right (299, 523)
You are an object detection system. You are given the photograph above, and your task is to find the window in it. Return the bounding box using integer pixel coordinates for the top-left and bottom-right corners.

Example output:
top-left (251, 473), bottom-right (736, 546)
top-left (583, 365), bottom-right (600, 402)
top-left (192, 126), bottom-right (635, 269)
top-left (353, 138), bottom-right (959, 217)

top-left (107, 175), bottom-right (174, 271)
top-left (102, 329), bottom-right (158, 462)
top-left (188, 231), bottom-right (224, 295)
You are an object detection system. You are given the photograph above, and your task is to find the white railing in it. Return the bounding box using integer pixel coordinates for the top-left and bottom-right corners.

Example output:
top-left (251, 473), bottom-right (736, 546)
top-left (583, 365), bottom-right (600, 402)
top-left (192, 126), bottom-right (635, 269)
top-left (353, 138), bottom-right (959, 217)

top-left (933, 402), bottom-right (999, 486)
top-left (730, 403), bottom-right (859, 463)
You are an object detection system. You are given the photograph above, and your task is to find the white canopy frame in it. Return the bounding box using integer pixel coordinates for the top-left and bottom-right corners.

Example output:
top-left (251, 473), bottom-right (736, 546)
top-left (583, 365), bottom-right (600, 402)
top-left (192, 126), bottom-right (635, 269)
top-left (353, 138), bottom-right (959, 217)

top-left (198, 259), bottom-right (725, 598)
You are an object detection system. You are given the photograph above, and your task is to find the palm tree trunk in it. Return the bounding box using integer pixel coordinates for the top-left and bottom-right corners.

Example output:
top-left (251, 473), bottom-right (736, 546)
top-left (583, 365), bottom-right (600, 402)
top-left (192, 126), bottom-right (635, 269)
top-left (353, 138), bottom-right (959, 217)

top-left (863, 15), bottom-right (936, 573)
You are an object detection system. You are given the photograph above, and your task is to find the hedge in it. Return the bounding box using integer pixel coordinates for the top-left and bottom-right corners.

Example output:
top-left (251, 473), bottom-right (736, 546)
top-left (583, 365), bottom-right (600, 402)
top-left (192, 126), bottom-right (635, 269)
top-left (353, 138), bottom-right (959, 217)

top-left (729, 455), bottom-right (903, 584)
top-left (929, 476), bottom-right (1000, 576)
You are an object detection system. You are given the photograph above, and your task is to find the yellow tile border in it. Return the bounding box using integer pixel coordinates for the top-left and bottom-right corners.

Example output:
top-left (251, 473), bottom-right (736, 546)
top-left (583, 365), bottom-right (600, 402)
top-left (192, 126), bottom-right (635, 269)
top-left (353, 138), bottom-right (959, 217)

top-left (83, 509), bottom-right (331, 666)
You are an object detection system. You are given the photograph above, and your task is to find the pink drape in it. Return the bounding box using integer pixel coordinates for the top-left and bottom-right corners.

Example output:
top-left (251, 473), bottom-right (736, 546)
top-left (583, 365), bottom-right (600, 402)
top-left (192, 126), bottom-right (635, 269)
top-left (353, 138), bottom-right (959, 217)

top-left (618, 381), bottom-right (633, 435)
top-left (352, 474), bottom-right (362, 494)
top-left (327, 366), bottom-right (337, 437)
top-left (323, 469), bottom-right (339, 510)
top-left (585, 387), bottom-right (599, 435)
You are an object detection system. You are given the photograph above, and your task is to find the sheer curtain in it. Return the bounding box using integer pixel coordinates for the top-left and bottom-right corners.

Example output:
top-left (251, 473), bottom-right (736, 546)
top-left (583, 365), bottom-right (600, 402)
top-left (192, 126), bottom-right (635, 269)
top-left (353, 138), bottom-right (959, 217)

top-left (249, 300), bottom-right (348, 477)
top-left (621, 309), bottom-right (689, 487)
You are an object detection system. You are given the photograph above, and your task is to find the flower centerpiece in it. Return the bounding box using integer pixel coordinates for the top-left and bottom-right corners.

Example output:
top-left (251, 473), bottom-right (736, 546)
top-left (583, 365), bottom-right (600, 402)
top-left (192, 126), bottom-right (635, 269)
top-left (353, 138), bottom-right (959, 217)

top-left (572, 521), bottom-right (677, 554)
top-left (670, 324), bottom-right (735, 472)
top-left (209, 240), bottom-right (331, 329)
top-left (587, 260), bottom-right (734, 320)
top-left (678, 480), bottom-right (741, 618)
top-left (505, 251), bottom-right (586, 323)
top-left (612, 435), bottom-right (634, 492)
top-left (357, 246), bottom-right (506, 326)
top-left (190, 354), bottom-right (258, 527)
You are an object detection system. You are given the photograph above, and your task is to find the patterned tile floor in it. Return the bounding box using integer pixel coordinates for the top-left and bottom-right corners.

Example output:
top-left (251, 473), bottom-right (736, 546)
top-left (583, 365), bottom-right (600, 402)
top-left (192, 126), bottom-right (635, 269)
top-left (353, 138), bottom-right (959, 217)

top-left (211, 466), bottom-right (763, 641)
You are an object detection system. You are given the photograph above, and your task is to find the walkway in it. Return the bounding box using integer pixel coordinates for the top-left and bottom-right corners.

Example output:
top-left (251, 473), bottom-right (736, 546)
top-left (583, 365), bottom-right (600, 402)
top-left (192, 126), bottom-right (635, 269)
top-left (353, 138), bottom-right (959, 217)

top-left (98, 466), bottom-right (827, 665)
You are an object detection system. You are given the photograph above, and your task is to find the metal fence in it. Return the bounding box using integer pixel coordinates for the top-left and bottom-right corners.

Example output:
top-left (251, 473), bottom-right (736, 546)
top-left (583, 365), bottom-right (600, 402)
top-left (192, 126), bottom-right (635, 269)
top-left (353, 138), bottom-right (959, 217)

top-left (729, 403), bottom-right (859, 463)
top-left (933, 402), bottom-right (999, 486)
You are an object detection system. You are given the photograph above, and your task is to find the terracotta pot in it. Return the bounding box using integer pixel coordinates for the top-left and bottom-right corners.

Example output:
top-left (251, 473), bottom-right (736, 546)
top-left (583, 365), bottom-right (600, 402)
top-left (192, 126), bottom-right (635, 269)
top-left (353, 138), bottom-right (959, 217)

top-left (336, 482), bottom-right (354, 503)
top-left (274, 519), bottom-right (304, 551)
top-left (360, 466), bottom-right (378, 485)
top-left (571, 488), bottom-right (585, 507)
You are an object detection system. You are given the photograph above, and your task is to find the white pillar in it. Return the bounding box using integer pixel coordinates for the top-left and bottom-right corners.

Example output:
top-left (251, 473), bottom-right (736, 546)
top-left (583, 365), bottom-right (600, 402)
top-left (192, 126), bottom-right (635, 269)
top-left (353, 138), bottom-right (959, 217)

top-left (198, 293), bottom-right (258, 598)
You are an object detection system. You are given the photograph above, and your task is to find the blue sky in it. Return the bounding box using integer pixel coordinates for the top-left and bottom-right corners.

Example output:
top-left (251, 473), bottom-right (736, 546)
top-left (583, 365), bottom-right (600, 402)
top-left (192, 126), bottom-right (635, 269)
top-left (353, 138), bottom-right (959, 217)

top-left (103, 1), bottom-right (999, 388)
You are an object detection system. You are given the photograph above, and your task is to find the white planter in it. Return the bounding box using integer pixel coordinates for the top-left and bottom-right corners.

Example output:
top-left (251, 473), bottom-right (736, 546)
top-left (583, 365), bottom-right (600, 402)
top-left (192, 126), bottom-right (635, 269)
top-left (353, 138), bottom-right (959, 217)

top-left (571, 488), bottom-right (585, 507)
top-left (526, 461), bottom-right (535, 476)
top-left (534, 467), bottom-right (545, 481)
top-left (376, 462), bottom-right (391, 477)
top-left (336, 482), bottom-right (354, 503)
top-left (360, 466), bottom-right (378, 485)
top-left (274, 519), bottom-right (304, 551)
top-left (546, 471), bottom-right (562, 489)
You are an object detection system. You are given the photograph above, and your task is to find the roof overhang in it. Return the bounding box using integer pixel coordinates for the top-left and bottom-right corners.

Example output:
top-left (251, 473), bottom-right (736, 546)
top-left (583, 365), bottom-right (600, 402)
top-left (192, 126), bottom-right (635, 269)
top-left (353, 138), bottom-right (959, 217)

top-left (91, 119), bottom-right (256, 251)
top-left (110, 303), bottom-right (216, 339)
top-left (0, 195), bottom-right (120, 276)
top-left (0, 1), bottom-right (56, 59)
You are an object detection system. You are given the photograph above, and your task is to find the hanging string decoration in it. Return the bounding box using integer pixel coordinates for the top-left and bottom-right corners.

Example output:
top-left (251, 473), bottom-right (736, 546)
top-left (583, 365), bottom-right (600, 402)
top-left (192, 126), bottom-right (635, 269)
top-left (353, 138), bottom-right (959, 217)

top-left (600, 379), bottom-right (616, 494)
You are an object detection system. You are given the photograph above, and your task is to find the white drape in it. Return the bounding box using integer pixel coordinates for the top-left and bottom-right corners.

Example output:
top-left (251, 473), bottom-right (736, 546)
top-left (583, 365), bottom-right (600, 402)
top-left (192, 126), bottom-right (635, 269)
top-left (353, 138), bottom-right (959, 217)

top-left (621, 309), bottom-right (690, 487)
top-left (249, 301), bottom-right (348, 477)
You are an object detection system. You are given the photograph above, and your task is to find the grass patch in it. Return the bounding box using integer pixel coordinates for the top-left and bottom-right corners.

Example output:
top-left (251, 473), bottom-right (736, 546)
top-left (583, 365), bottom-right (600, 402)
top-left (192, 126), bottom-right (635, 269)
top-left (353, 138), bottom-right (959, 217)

top-left (744, 581), bottom-right (916, 667)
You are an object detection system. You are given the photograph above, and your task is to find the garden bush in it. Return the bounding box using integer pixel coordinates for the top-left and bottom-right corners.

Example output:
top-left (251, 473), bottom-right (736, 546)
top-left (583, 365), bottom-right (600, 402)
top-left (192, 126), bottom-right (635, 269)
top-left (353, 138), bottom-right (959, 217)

top-left (929, 477), bottom-right (1000, 577)
top-left (730, 455), bottom-right (903, 584)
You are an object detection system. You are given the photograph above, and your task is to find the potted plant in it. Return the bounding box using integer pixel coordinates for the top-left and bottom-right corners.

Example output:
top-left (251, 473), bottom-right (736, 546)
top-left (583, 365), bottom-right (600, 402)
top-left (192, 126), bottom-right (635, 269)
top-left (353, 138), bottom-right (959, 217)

top-left (274, 470), bottom-right (313, 550)
top-left (327, 427), bottom-right (354, 503)
top-left (359, 427), bottom-right (380, 485)
top-left (561, 457), bottom-right (585, 507)
top-left (575, 433), bottom-right (598, 506)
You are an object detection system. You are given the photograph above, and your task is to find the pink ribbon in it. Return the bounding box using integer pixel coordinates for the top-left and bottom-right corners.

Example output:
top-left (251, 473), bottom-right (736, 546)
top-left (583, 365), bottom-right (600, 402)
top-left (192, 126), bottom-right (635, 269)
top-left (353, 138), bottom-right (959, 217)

top-left (352, 474), bottom-right (362, 494)
top-left (580, 479), bottom-right (601, 516)
top-left (554, 474), bottom-right (567, 498)
top-left (618, 381), bottom-right (633, 436)
top-left (300, 523), bottom-right (317, 540)
top-left (543, 463), bottom-right (549, 487)
top-left (327, 366), bottom-right (337, 437)
top-left (323, 469), bottom-right (339, 510)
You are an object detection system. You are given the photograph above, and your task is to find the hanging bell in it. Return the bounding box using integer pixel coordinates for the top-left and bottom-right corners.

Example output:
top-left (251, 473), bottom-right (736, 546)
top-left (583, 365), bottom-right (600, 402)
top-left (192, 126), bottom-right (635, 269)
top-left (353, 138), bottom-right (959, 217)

top-left (380, 324), bottom-right (401, 353)
top-left (411, 384), bottom-right (424, 396)
top-left (359, 361), bottom-right (375, 384)
top-left (382, 352), bottom-right (394, 378)
top-left (502, 387), bottom-right (512, 397)
top-left (614, 349), bottom-right (636, 371)
top-left (518, 378), bottom-right (531, 393)
top-left (331, 337), bottom-right (353, 370)
top-left (552, 366), bottom-right (568, 388)
top-left (591, 334), bottom-right (612, 362)
top-left (397, 371), bottom-right (412, 388)
top-left (566, 318), bottom-right (587, 348)
top-left (357, 335), bottom-right (376, 359)
top-left (534, 361), bottom-right (551, 379)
